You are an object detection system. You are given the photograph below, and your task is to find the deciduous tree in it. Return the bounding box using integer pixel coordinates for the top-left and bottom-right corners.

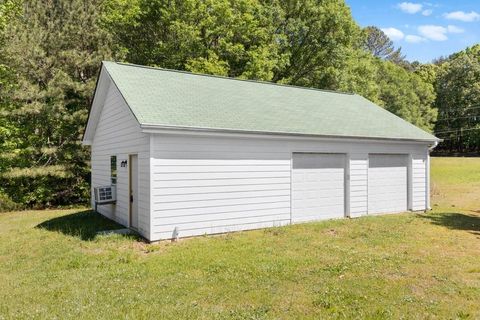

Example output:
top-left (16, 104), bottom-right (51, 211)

top-left (435, 45), bottom-right (480, 152)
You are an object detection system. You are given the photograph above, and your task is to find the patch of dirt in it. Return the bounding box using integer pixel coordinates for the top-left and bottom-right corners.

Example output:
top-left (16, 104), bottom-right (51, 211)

top-left (325, 229), bottom-right (338, 236)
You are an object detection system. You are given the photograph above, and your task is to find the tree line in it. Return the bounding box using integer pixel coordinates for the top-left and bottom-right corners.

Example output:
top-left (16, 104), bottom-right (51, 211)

top-left (0, 0), bottom-right (478, 210)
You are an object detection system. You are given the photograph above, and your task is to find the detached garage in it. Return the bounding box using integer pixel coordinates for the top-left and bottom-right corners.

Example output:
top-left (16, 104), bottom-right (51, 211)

top-left (82, 61), bottom-right (440, 241)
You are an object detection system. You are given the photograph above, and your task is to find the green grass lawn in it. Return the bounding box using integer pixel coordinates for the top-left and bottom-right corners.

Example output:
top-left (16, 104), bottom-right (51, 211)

top-left (0, 157), bottom-right (479, 319)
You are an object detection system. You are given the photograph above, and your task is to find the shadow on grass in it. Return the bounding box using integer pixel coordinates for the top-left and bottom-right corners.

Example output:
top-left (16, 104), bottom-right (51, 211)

top-left (36, 210), bottom-right (138, 241)
top-left (420, 212), bottom-right (480, 235)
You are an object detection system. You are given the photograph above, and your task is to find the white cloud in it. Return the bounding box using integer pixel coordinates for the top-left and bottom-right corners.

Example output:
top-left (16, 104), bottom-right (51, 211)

top-left (444, 11), bottom-right (480, 22)
top-left (405, 35), bottom-right (426, 43)
top-left (418, 25), bottom-right (448, 41)
top-left (381, 27), bottom-right (405, 41)
top-left (397, 2), bottom-right (423, 14)
top-left (422, 9), bottom-right (433, 16)
top-left (447, 25), bottom-right (464, 34)
top-left (413, 24), bottom-right (465, 42)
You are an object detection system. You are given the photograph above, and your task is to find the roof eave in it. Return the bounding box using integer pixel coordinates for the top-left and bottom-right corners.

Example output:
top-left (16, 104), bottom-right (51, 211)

top-left (140, 123), bottom-right (441, 145)
top-left (82, 63), bottom-right (112, 146)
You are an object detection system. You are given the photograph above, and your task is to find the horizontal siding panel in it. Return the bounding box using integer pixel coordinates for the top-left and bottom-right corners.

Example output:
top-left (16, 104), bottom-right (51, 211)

top-left (351, 180), bottom-right (367, 187)
top-left (350, 165), bottom-right (368, 171)
top-left (154, 138), bottom-right (288, 148)
top-left (350, 185), bottom-right (367, 190)
top-left (291, 184), bottom-right (343, 191)
top-left (412, 184), bottom-right (426, 189)
top-left (293, 210), bottom-right (345, 222)
top-left (155, 210), bottom-right (290, 226)
top-left (153, 189), bottom-right (290, 203)
top-left (350, 190), bottom-right (367, 197)
top-left (293, 198), bottom-right (344, 207)
top-left (351, 204), bottom-right (367, 209)
top-left (412, 174), bottom-right (426, 178)
top-left (154, 195), bottom-right (291, 210)
top-left (94, 128), bottom-right (144, 145)
top-left (92, 139), bottom-right (149, 153)
top-left (412, 202), bottom-right (425, 207)
top-left (412, 196), bottom-right (426, 201)
top-left (152, 183), bottom-right (290, 195)
top-left (153, 216), bottom-right (291, 234)
top-left (153, 151), bottom-right (289, 160)
top-left (152, 159), bottom-right (291, 166)
top-left (155, 207), bottom-right (290, 221)
top-left (368, 191), bottom-right (406, 197)
top-left (350, 174), bottom-right (367, 181)
top-left (153, 143), bottom-right (291, 153)
top-left (153, 177), bottom-right (291, 188)
top-left (153, 165), bottom-right (290, 173)
top-left (153, 171), bottom-right (290, 181)
top-left (152, 220), bottom-right (291, 241)
top-left (153, 202), bottom-right (290, 217)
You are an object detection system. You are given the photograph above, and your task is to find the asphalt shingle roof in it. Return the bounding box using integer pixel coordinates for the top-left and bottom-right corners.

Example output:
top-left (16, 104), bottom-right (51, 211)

top-left (103, 61), bottom-right (438, 142)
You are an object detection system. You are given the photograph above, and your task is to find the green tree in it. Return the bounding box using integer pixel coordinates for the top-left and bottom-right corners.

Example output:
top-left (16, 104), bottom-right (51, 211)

top-left (337, 48), bottom-right (381, 104)
top-left (104, 0), bottom-right (283, 80)
top-left (0, 0), bottom-right (22, 210)
top-left (377, 60), bottom-right (437, 131)
top-left (435, 44), bottom-right (480, 152)
top-left (363, 26), bottom-right (393, 58)
top-left (362, 25), bottom-right (412, 71)
top-left (414, 63), bottom-right (439, 87)
top-left (271, 0), bottom-right (360, 89)
top-left (0, 0), bottom-right (116, 207)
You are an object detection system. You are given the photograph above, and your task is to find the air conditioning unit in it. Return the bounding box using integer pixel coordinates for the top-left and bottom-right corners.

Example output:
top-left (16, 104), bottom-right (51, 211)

top-left (94, 185), bottom-right (116, 204)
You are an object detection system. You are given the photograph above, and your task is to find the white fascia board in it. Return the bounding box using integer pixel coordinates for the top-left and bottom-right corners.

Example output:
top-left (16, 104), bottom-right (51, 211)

top-left (140, 124), bottom-right (440, 146)
top-left (82, 64), bottom-right (112, 146)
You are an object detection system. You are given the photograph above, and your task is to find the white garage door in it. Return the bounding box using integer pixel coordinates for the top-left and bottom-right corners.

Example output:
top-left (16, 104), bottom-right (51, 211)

top-left (292, 153), bottom-right (345, 222)
top-left (368, 154), bottom-right (408, 214)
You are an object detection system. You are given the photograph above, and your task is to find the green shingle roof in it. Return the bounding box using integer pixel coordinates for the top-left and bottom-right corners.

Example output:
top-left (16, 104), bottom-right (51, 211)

top-left (103, 61), bottom-right (438, 142)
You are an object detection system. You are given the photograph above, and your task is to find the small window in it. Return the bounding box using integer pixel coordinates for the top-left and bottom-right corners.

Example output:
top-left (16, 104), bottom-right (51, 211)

top-left (110, 156), bottom-right (117, 185)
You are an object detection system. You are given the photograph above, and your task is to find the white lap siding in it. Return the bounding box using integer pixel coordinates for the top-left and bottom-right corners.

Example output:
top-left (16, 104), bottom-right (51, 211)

top-left (149, 134), bottom-right (431, 241)
top-left (411, 154), bottom-right (428, 211)
top-left (349, 155), bottom-right (368, 218)
top-left (90, 82), bottom-right (150, 238)
top-left (149, 136), bottom-right (292, 240)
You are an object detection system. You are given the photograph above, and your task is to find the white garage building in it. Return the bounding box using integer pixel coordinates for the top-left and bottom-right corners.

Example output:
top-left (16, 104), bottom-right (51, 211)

top-left (82, 61), bottom-right (440, 241)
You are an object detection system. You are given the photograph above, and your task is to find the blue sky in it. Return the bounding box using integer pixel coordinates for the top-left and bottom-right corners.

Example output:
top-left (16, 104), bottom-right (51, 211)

top-left (346, 0), bottom-right (480, 62)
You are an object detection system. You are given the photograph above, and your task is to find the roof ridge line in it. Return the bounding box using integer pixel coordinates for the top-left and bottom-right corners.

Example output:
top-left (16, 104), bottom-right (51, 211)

top-left (106, 61), bottom-right (355, 96)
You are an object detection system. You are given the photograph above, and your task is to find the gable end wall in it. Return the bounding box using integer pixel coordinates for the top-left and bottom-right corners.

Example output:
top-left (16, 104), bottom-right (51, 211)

top-left (90, 80), bottom-right (150, 238)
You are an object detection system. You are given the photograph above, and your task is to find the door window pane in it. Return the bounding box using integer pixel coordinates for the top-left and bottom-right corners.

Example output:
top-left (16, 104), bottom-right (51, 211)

top-left (111, 156), bottom-right (117, 185)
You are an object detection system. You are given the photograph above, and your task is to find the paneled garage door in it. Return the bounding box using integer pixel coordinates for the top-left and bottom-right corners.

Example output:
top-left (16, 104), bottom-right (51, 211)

top-left (292, 153), bottom-right (346, 222)
top-left (368, 154), bottom-right (408, 214)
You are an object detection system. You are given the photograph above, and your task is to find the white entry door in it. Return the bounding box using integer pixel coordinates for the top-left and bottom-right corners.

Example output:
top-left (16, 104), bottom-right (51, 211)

top-left (368, 154), bottom-right (408, 214)
top-left (292, 153), bottom-right (346, 223)
top-left (129, 154), bottom-right (139, 229)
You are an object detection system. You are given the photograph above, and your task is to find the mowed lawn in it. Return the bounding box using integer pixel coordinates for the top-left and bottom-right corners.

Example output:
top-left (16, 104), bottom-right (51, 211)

top-left (0, 158), bottom-right (479, 319)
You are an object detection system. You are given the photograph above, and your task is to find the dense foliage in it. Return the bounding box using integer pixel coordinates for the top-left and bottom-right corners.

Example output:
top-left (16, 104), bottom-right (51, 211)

top-left (0, 0), bottom-right (476, 210)
top-left (0, 0), bottom-right (116, 209)
top-left (434, 45), bottom-right (480, 153)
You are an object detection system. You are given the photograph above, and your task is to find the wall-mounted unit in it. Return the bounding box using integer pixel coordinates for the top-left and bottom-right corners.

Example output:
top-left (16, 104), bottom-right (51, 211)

top-left (94, 185), bottom-right (116, 204)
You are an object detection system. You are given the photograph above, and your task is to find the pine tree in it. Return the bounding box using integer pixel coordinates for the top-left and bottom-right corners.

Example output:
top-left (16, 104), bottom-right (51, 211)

top-left (0, 0), bottom-right (117, 207)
